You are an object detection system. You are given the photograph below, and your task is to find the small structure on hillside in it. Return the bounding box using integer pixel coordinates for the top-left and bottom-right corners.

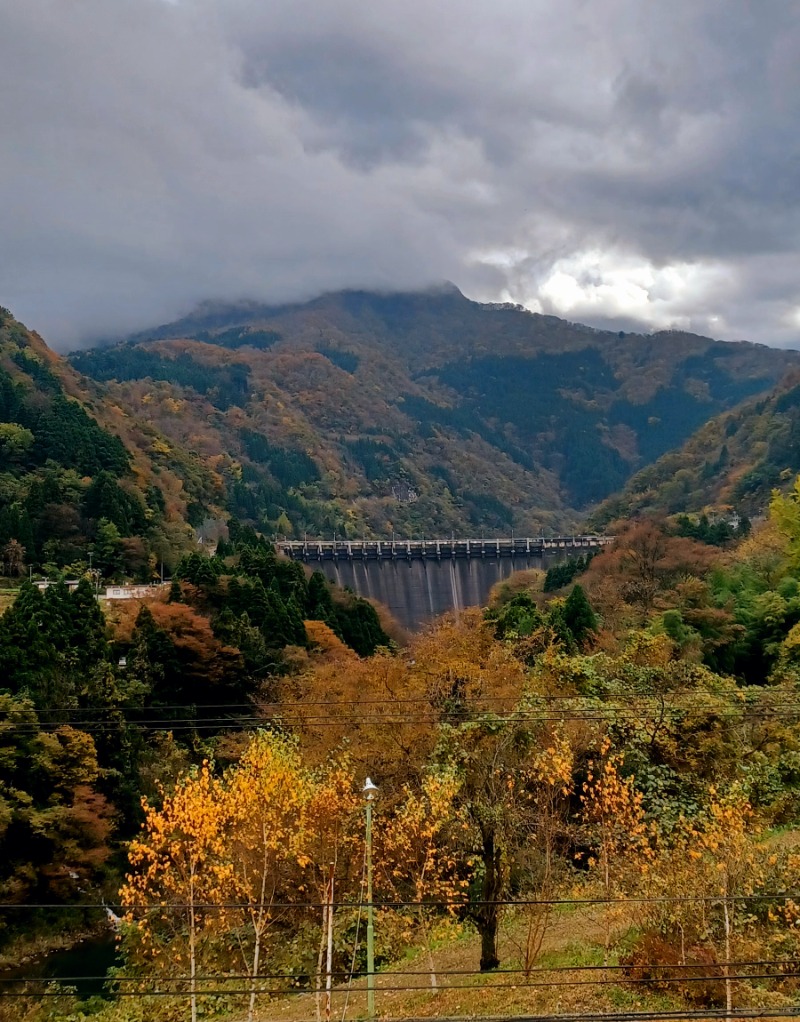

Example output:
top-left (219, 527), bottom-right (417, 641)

top-left (391, 480), bottom-right (418, 503)
top-left (35, 579), bottom-right (81, 592)
top-left (104, 584), bottom-right (166, 600)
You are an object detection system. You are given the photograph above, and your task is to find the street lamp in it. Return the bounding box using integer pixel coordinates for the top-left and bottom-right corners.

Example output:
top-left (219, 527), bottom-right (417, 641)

top-left (363, 776), bottom-right (378, 1019)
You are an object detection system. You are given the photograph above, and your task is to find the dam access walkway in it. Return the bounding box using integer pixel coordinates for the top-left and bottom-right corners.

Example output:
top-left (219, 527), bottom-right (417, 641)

top-left (278, 535), bottom-right (609, 563)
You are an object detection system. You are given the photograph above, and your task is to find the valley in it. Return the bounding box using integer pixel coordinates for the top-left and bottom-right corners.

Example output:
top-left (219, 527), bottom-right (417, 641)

top-left (2, 292), bottom-right (800, 1022)
top-left (7, 7), bottom-right (800, 1022)
top-left (68, 286), bottom-right (800, 543)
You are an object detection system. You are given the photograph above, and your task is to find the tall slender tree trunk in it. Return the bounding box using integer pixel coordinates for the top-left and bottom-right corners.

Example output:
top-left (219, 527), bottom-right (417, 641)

top-left (427, 944), bottom-right (439, 992)
top-left (723, 893), bottom-right (733, 1022)
top-left (315, 895), bottom-right (328, 1022)
top-left (325, 866), bottom-right (334, 1022)
top-left (247, 828), bottom-right (272, 1022)
top-left (423, 914), bottom-right (438, 993)
top-left (247, 922), bottom-right (263, 1022)
top-left (189, 866), bottom-right (198, 1022)
top-left (476, 825), bottom-right (503, 971)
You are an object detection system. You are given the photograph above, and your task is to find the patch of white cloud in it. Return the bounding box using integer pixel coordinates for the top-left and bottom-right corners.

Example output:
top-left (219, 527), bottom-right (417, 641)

top-left (527, 250), bottom-right (731, 333)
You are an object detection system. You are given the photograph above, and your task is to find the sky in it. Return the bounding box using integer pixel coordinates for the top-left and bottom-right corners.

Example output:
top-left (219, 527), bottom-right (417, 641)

top-left (2, 0), bottom-right (800, 349)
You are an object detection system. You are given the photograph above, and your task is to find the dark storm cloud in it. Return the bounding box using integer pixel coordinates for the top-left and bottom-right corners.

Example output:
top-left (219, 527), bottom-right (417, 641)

top-left (1, 0), bottom-right (800, 347)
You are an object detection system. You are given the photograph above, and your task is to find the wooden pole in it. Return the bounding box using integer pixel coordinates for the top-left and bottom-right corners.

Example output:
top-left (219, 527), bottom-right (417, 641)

top-left (325, 863), bottom-right (335, 1022)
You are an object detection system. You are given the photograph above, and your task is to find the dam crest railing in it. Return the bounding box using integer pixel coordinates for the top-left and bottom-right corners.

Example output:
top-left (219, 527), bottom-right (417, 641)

top-left (279, 536), bottom-right (610, 562)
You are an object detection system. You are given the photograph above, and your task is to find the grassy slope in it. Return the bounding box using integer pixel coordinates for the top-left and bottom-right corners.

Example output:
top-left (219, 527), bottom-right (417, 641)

top-left (249, 906), bottom-right (670, 1022)
top-left (247, 829), bottom-right (800, 1022)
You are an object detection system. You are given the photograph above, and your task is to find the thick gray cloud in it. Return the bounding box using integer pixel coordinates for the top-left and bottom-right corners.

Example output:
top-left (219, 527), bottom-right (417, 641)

top-left (1, 0), bottom-right (800, 347)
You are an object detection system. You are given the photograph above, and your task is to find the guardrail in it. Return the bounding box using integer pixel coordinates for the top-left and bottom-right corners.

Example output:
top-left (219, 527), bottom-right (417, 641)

top-left (278, 536), bottom-right (610, 562)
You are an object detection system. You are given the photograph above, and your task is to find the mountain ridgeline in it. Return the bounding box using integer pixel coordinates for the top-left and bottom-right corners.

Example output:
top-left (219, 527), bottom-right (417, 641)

top-left (0, 307), bottom-right (220, 579)
top-left (590, 368), bottom-right (800, 528)
top-left (68, 286), bottom-right (799, 541)
top-left (0, 287), bottom-right (798, 581)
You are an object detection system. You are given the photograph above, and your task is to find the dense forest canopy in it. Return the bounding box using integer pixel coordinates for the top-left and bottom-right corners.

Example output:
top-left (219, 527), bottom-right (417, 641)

top-left (0, 524), bottom-right (390, 959)
top-left (2, 469), bottom-right (800, 1020)
top-left (1, 296), bottom-right (798, 579)
top-left (0, 309), bottom-right (225, 580)
top-left (591, 370), bottom-right (800, 528)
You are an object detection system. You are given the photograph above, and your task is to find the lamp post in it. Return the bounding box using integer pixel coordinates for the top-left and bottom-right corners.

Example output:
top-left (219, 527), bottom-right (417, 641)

top-left (363, 777), bottom-right (378, 1019)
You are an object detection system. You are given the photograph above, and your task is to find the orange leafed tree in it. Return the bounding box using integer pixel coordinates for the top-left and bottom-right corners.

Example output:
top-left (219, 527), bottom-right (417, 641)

top-left (585, 520), bottom-right (717, 622)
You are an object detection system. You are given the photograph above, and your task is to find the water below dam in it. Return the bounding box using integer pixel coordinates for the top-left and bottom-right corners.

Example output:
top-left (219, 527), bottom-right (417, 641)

top-left (316, 551), bottom-right (569, 631)
top-left (1, 933), bottom-right (119, 1000)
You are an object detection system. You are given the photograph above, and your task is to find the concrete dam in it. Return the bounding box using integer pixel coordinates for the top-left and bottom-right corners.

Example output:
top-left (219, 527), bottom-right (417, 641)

top-left (279, 537), bottom-right (609, 631)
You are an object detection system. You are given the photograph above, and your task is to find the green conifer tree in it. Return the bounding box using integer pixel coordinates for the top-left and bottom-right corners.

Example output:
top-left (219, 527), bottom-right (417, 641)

top-left (563, 584), bottom-right (598, 646)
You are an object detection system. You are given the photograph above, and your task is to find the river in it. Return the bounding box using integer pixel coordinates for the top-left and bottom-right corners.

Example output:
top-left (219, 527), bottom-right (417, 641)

top-left (1, 933), bottom-right (119, 1000)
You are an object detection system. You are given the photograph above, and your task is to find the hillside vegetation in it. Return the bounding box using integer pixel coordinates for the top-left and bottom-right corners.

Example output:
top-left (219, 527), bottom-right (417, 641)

top-left (592, 369), bottom-right (800, 528)
top-left (0, 308), bottom-right (226, 578)
top-left (69, 287), bottom-right (800, 539)
top-left (0, 522), bottom-right (390, 972)
top-left (6, 480), bottom-right (800, 1021)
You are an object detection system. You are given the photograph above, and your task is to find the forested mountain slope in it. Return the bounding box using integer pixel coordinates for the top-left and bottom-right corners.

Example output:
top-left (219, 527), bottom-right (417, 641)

top-left (11, 488), bottom-right (800, 1022)
top-left (0, 308), bottom-right (220, 576)
top-left (590, 369), bottom-right (800, 528)
top-left (69, 286), bottom-right (800, 538)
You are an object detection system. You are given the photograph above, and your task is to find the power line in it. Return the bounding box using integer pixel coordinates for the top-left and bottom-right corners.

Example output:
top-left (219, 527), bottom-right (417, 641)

top-left (7, 893), bottom-right (800, 910)
top-left (3, 974), bottom-right (798, 996)
top-left (14, 699), bottom-right (800, 715)
top-left (0, 696), bottom-right (638, 712)
top-left (4, 989), bottom-right (800, 1022)
top-left (5, 959), bottom-right (800, 983)
top-left (20, 692), bottom-right (800, 713)
top-left (9, 694), bottom-right (800, 715)
top-left (4, 706), bottom-right (800, 733)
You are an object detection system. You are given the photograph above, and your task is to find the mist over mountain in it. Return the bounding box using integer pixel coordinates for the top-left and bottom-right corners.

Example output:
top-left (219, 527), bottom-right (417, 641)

top-left (5, 3), bottom-right (800, 346)
top-left (2, 281), bottom-right (797, 579)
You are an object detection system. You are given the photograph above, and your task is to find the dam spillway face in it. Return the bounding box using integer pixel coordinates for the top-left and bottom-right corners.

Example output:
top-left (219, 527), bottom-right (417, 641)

top-left (279, 537), bottom-right (608, 631)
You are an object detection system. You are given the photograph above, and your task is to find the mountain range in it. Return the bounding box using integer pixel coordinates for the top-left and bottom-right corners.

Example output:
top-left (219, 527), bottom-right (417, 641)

top-left (70, 287), bottom-right (799, 533)
top-left (1, 286), bottom-right (799, 576)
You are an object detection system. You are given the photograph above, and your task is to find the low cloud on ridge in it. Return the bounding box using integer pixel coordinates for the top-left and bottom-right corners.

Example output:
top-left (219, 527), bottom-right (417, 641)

top-left (2, 0), bottom-right (800, 348)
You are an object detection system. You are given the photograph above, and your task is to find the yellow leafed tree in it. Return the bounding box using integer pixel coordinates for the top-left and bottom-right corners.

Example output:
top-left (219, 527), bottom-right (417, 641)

top-left (222, 732), bottom-right (314, 1022)
top-left (378, 767), bottom-right (466, 990)
top-left (121, 734), bottom-right (365, 1022)
top-left (516, 729), bottom-right (575, 975)
top-left (579, 738), bottom-right (655, 956)
top-left (121, 762), bottom-right (232, 1022)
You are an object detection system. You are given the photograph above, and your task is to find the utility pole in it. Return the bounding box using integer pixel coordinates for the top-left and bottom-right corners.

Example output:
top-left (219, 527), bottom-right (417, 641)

top-left (363, 777), bottom-right (378, 1019)
top-left (325, 863), bottom-right (334, 1022)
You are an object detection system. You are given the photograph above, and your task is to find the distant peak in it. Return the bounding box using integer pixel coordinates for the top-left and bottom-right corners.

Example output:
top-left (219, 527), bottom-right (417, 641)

top-left (430, 280), bottom-right (465, 297)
